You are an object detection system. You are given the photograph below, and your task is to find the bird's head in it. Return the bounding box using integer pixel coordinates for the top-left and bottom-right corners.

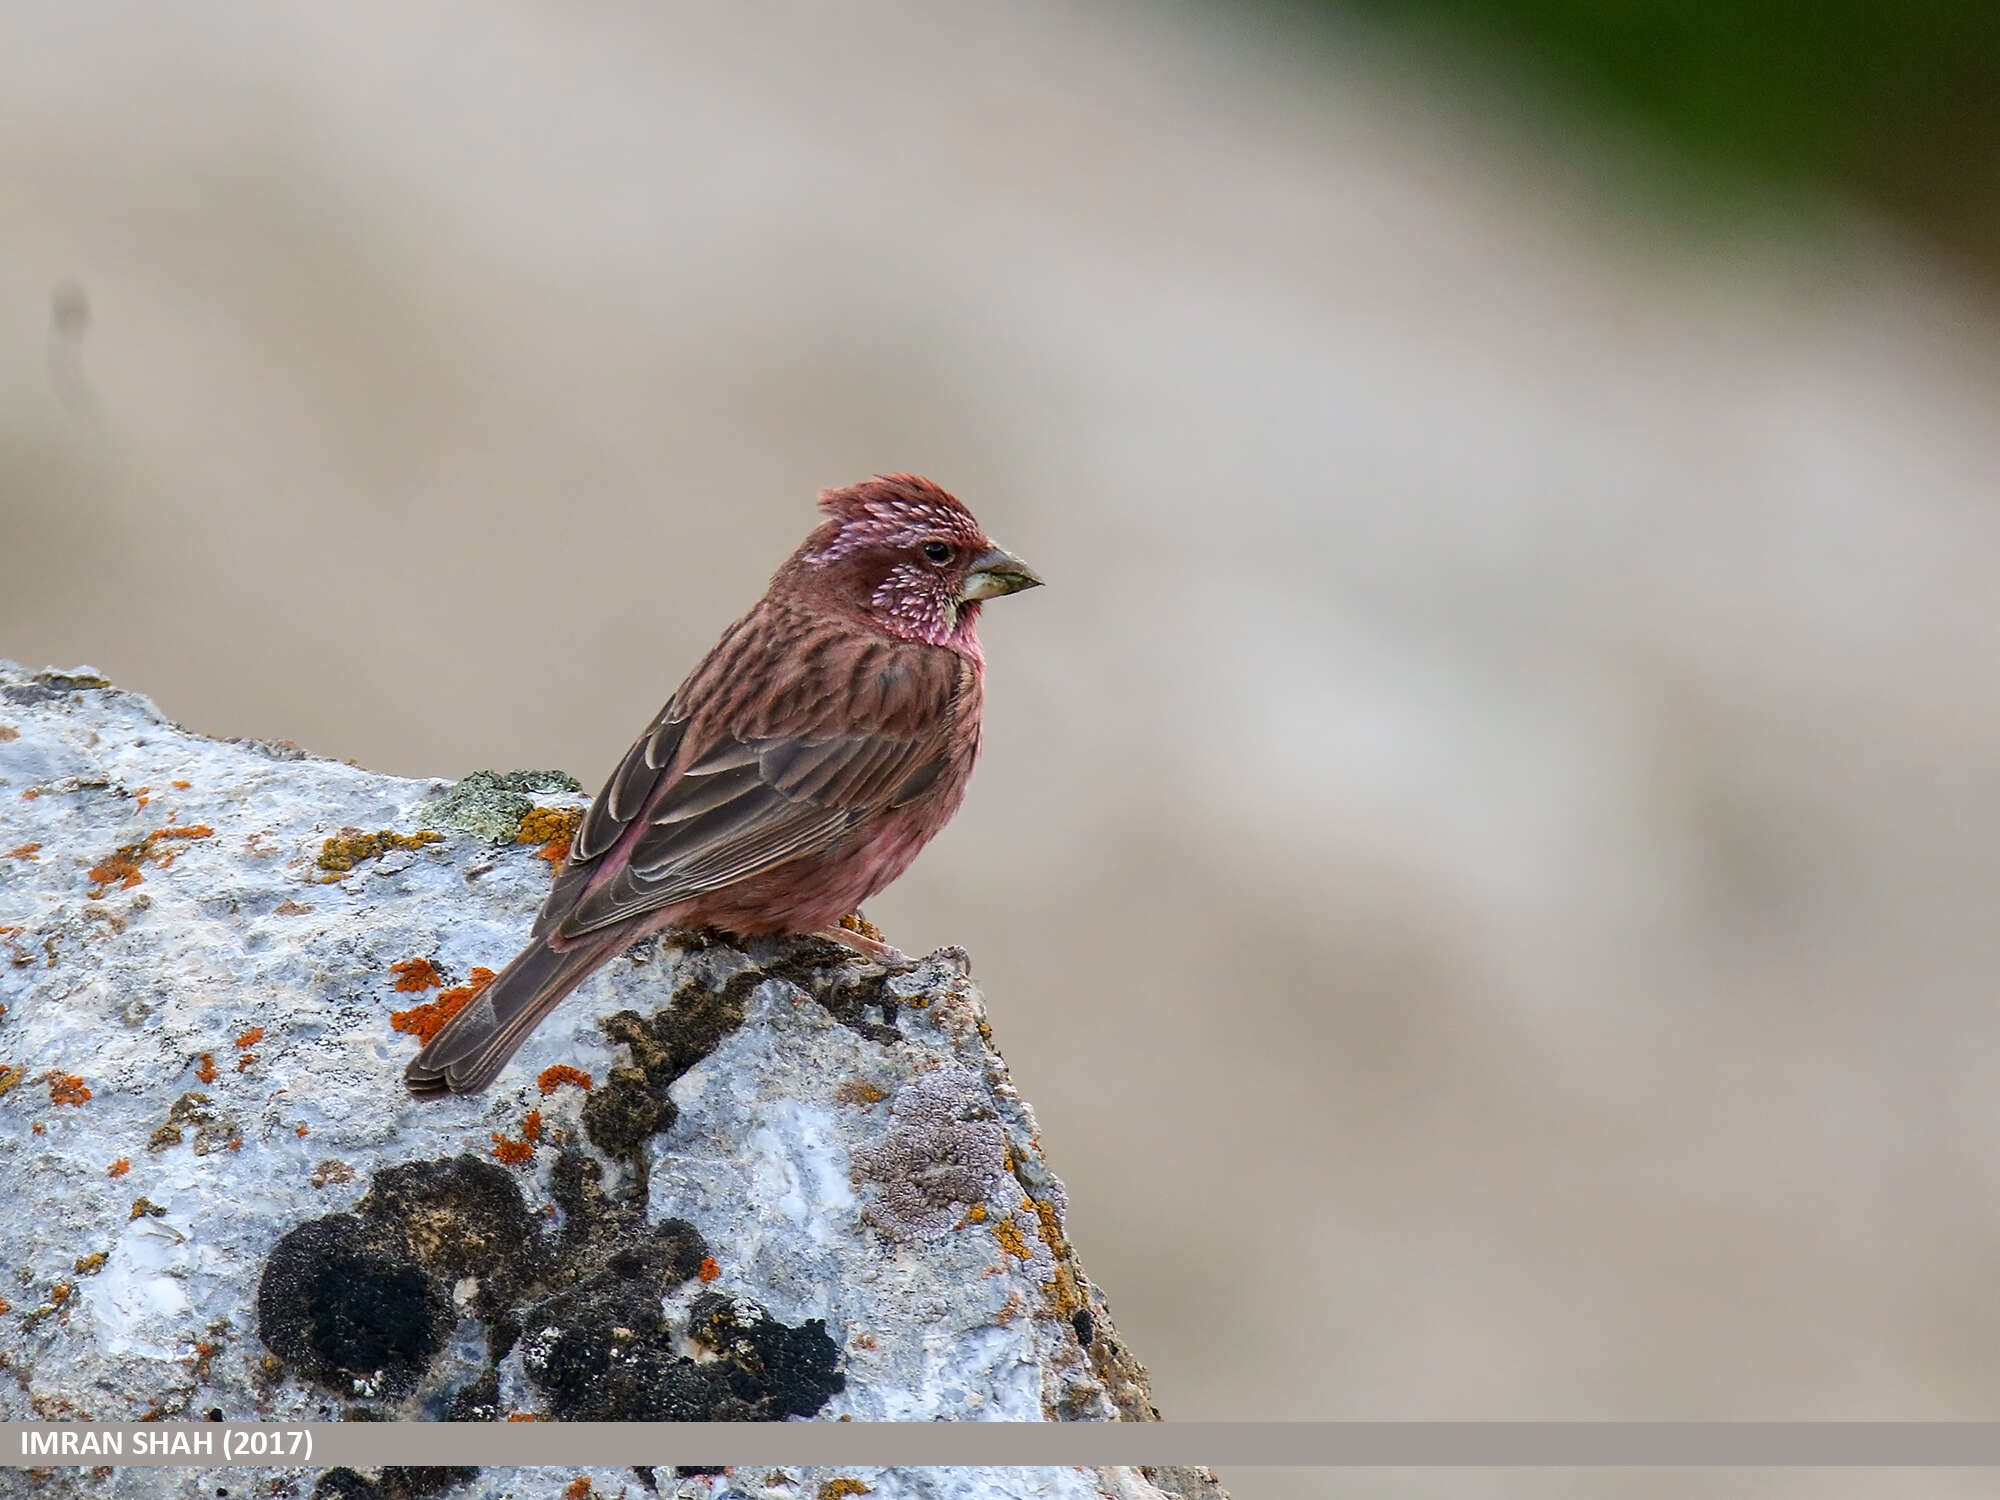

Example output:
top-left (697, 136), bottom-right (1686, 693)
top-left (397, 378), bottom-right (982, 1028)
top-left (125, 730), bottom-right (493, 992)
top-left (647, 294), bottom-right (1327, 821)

top-left (789, 474), bottom-right (1042, 651)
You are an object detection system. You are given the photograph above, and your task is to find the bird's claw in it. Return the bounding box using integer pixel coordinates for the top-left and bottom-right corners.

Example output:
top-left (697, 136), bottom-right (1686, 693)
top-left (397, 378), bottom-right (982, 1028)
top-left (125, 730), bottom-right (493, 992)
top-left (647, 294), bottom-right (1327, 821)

top-left (816, 922), bottom-right (913, 968)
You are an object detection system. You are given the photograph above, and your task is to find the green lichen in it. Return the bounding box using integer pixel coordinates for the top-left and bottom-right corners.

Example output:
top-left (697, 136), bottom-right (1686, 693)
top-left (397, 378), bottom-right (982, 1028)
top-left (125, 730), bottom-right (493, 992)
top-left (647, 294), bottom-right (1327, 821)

top-left (420, 769), bottom-right (583, 843)
top-left (499, 768), bottom-right (583, 794)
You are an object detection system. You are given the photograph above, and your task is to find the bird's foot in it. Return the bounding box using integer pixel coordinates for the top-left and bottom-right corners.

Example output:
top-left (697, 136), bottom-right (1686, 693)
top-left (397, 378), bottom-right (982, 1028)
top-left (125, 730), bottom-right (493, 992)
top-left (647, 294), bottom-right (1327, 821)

top-left (819, 912), bottom-right (911, 966)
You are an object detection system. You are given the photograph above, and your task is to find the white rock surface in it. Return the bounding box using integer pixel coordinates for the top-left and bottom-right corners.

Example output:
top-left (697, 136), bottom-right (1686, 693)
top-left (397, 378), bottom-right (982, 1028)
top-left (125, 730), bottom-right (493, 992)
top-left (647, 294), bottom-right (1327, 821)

top-left (0, 662), bottom-right (1224, 1500)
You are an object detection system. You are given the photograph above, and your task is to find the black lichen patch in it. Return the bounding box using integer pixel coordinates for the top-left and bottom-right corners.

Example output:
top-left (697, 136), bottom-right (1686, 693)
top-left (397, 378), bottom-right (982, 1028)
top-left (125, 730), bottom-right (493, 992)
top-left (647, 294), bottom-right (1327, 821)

top-left (258, 1155), bottom-right (555, 1397)
top-left (580, 1057), bottom-right (678, 1158)
top-left (1071, 1307), bottom-right (1094, 1346)
top-left (378, 1467), bottom-right (483, 1499)
top-left (310, 1471), bottom-right (480, 1500)
top-left (443, 1367), bottom-right (500, 1423)
top-left (518, 1272), bottom-right (844, 1423)
top-left (579, 954), bottom-right (767, 1158)
top-left (518, 1150), bottom-right (839, 1422)
top-left (357, 1155), bottom-right (556, 1329)
top-left (257, 1215), bottom-right (456, 1400)
top-left (260, 1147), bottom-right (845, 1425)
top-left (312, 1471), bottom-right (384, 1500)
top-left (515, 1258), bottom-right (715, 1421)
top-left (686, 1291), bottom-right (846, 1419)
top-left (584, 937), bottom-right (900, 1160)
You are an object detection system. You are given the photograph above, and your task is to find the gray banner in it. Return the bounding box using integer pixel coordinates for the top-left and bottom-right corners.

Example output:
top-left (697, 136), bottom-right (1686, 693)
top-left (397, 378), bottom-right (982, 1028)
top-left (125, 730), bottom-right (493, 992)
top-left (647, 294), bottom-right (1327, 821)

top-left (11, 1423), bottom-right (2000, 1468)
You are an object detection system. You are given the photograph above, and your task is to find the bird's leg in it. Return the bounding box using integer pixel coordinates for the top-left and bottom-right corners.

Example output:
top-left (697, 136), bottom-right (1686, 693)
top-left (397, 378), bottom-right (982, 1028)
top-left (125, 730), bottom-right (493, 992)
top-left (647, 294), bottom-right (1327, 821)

top-left (818, 910), bottom-right (910, 965)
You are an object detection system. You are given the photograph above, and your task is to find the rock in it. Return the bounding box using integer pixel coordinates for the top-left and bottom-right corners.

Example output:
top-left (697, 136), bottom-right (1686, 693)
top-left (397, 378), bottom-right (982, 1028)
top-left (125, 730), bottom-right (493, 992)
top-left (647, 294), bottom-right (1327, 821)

top-left (421, 769), bottom-right (586, 844)
top-left (0, 663), bottom-right (1226, 1500)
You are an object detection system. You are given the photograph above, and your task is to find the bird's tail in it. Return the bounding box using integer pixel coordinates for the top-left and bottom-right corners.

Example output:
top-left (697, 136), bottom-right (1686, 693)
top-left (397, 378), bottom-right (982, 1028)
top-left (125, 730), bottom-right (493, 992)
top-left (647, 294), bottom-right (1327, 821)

top-left (404, 934), bottom-right (619, 1097)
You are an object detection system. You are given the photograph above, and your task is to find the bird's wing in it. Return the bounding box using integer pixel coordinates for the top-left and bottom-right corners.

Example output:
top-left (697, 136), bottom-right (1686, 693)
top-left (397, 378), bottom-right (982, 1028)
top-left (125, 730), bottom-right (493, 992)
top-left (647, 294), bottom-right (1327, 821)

top-left (536, 609), bottom-right (964, 942)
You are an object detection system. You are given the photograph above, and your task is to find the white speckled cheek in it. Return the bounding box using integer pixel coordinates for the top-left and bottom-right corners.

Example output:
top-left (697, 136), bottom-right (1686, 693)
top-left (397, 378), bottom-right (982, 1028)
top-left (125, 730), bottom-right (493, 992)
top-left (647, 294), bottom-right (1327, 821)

top-left (870, 560), bottom-right (955, 644)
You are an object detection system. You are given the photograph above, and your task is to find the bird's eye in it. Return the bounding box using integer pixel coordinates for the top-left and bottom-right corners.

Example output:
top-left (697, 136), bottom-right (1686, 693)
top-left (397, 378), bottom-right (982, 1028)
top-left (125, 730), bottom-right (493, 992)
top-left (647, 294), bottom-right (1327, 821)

top-left (922, 540), bottom-right (954, 565)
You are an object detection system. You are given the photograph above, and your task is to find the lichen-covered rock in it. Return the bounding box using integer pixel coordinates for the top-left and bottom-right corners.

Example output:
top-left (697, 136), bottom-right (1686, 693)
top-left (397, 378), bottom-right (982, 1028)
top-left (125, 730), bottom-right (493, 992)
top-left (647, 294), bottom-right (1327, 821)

top-left (421, 769), bottom-right (585, 844)
top-left (0, 663), bottom-right (1226, 1500)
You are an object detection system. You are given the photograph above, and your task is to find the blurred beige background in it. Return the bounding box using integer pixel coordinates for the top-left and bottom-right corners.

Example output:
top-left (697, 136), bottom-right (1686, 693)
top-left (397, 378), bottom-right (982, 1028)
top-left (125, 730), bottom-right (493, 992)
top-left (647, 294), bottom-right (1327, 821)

top-left (4, 1), bottom-right (2000, 1496)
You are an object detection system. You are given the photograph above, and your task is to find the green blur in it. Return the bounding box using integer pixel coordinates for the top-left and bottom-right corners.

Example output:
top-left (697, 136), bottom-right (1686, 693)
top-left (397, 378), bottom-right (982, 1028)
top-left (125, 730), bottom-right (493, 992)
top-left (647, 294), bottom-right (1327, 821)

top-left (1332, 0), bottom-right (2000, 268)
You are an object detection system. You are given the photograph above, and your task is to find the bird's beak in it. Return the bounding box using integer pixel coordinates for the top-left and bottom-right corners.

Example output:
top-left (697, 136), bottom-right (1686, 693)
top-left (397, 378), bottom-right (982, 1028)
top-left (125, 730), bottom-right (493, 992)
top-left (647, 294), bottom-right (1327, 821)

top-left (959, 545), bottom-right (1044, 603)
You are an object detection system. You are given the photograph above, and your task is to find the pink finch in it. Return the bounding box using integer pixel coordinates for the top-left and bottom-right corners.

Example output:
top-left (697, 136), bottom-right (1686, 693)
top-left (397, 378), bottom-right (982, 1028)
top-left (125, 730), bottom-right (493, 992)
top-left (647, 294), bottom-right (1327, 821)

top-left (405, 475), bottom-right (1042, 1096)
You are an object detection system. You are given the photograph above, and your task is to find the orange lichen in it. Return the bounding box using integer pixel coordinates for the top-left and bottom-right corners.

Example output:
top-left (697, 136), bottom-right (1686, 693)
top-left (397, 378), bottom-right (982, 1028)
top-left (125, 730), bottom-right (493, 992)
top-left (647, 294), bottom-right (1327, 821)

top-left (390, 967), bottom-right (496, 1044)
top-left (835, 1080), bottom-right (887, 1106)
top-left (86, 825), bottom-right (214, 898)
top-left (272, 898), bottom-right (313, 916)
top-left (47, 1074), bottom-right (91, 1107)
top-left (818, 1481), bottom-right (873, 1500)
top-left (517, 805), bottom-right (583, 868)
top-left (1029, 1198), bottom-right (1066, 1254)
top-left (1041, 1260), bottom-right (1088, 1323)
top-left (235, 1053), bottom-right (257, 1072)
top-left (171, 779), bottom-right (191, 789)
top-left (234, 1027), bottom-right (264, 1049)
top-left (838, 912), bottom-right (886, 942)
top-left (107, 1159), bottom-right (130, 1179)
top-left (22, 787), bottom-right (42, 800)
top-left (134, 787), bottom-right (150, 810)
top-left (194, 1054), bottom-right (218, 1085)
top-left (50, 1281), bottom-right (72, 1306)
top-left (564, 1479), bottom-right (592, 1500)
top-left (74, 1252), bottom-right (107, 1276)
top-left (537, 1064), bottom-right (593, 1095)
top-left (991, 1216), bottom-right (1031, 1260)
top-left (295, 1124), bottom-right (309, 1137)
top-left (3, 843), bottom-right (39, 862)
top-left (316, 828), bottom-right (442, 876)
top-left (389, 957), bottom-right (442, 992)
top-left (0, 1065), bottom-right (24, 1100)
top-left (86, 849), bottom-right (144, 896)
top-left (491, 1131), bottom-right (535, 1166)
top-left (521, 1110), bottom-right (543, 1142)
top-left (698, 1257), bottom-right (722, 1283)
top-left (0, 1297), bottom-right (10, 1315)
